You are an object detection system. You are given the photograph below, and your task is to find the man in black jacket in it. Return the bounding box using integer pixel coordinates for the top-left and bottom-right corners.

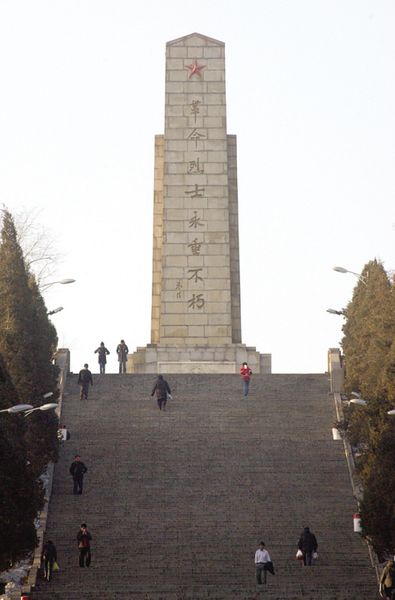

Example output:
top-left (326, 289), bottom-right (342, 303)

top-left (78, 363), bottom-right (93, 399)
top-left (69, 455), bottom-right (88, 495)
top-left (298, 526), bottom-right (318, 566)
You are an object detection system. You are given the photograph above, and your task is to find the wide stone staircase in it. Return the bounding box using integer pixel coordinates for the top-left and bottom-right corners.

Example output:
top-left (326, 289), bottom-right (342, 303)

top-left (31, 373), bottom-right (379, 599)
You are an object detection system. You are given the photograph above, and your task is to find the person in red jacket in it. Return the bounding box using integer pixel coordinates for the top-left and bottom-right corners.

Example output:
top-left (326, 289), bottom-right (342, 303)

top-left (240, 362), bottom-right (252, 397)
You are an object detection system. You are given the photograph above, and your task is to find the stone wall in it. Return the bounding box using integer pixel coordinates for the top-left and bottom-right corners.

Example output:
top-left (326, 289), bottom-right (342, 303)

top-left (328, 347), bottom-right (344, 393)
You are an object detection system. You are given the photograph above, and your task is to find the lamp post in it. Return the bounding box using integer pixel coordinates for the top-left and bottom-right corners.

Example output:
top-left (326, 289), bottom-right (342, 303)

top-left (0, 403), bottom-right (58, 415)
top-left (341, 391), bottom-right (368, 407)
top-left (0, 393), bottom-right (56, 416)
top-left (0, 404), bottom-right (34, 414)
top-left (333, 266), bottom-right (367, 285)
top-left (326, 308), bottom-right (345, 316)
top-left (47, 307), bottom-right (64, 316)
top-left (349, 398), bottom-right (367, 406)
top-left (40, 278), bottom-right (76, 292)
top-left (24, 403), bottom-right (58, 416)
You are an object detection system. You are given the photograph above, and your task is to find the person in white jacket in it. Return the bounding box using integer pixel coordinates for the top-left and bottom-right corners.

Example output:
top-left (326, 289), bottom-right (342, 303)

top-left (254, 541), bottom-right (271, 585)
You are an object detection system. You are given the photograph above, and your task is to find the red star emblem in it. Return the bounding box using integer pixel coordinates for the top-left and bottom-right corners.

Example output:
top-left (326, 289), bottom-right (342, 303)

top-left (185, 59), bottom-right (206, 79)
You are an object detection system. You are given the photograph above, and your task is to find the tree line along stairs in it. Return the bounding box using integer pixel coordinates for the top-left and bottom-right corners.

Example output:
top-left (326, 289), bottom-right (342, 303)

top-left (31, 373), bottom-right (379, 599)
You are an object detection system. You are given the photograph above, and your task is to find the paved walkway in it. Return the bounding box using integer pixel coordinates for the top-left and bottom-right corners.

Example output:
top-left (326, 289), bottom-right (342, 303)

top-left (32, 373), bottom-right (378, 599)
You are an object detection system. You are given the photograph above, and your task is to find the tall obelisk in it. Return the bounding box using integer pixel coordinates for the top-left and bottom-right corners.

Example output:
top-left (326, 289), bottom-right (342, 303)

top-left (128, 33), bottom-right (271, 374)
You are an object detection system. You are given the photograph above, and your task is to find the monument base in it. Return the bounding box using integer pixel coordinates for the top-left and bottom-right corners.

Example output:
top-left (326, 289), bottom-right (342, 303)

top-left (126, 344), bottom-right (271, 374)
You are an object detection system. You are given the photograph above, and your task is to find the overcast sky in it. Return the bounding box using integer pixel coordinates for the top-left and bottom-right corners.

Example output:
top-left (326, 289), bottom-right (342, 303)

top-left (1, 0), bottom-right (394, 374)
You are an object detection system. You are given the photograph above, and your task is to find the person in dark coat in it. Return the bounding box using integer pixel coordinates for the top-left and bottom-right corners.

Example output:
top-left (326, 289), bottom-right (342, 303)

top-left (69, 455), bottom-right (88, 495)
top-left (94, 342), bottom-right (110, 374)
top-left (77, 523), bottom-right (92, 567)
top-left (116, 339), bottom-right (129, 373)
top-left (78, 363), bottom-right (93, 399)
top-left (151, 374), bottom-right (171, 411)
top-left (41, 540), bottom-right (57, 581)
top-left (298, 526), bottom-right (318, 566)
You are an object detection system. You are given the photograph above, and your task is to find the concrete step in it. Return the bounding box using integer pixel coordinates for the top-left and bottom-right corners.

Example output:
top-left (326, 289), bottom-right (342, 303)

top-left (32, 373), bottom-right (379, 599)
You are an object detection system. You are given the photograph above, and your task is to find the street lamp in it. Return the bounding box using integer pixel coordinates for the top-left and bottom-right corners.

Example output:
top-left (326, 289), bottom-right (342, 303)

top-left (348, 392), bottom-right (367, 406)
top-left (349, 398), bottom-right (367, 406)
top-left (24, 403), bottom-right (58, 417)
top-left (0, 393), bottom-right (56, 415)
top-left (326, 308), bottom-right (345, 316)
top-left (47, 307), bottom-right (64, 316)
top-left (0, 404), bottom-right (34, 414)
top-left (333, 266), bottom-right (367, 285)
top-left (40, 278), bottom-right (76, 291)
top-left (342, 392), bottom-right (367, 407)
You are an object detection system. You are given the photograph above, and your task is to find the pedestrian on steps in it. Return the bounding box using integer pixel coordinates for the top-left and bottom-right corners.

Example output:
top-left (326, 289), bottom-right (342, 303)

top-left (78, 363), bottom-right (93, 399)
top-left (380, 557), bottom-right (395, 599)
top-left (297, 526), bottom-right (318, 566)
top-left (41, 540), bottom-right (57, 581)
top-left (77, 523), bottom-right (92, 567)
top-left (116, 339), bottom-right (129, 373)
top-left (240, 362), bottom-right (252, 397)
top-left (94, 341), bottom-right (110, 374)
top-left (151, 374), bottom-right (171, 411)
top-left (69, 455), bottom-right (88, 495)
top-left (254, 541), bottom-right (274, 585)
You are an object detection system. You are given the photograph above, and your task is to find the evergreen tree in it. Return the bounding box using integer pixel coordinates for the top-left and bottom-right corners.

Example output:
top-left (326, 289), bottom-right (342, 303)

top-left (341, 259), bottom-right (395, 557)
top-left (0, 210), bottom-right (37, 403)
top-left (0, 210), bottom-right (59, 475)
top-left (342, 260), bottom-right (392, 399)
top-left (380, 276), bottom-right (395, 402)
top-left (0, 354), bottom-right (43, 571)
top-left (360, 421), bottom-right (395, 557)
top-left (24, 276), bottom-right (59, 474)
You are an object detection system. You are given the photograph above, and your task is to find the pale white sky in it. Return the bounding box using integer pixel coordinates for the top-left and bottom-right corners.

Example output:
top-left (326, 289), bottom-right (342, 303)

top-left (1, 0), bottom-right (394, 373)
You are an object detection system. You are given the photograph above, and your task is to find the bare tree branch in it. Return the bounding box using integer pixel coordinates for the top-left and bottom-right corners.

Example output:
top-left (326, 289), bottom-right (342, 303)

top-left (2, 206), bottom-right (63, 285)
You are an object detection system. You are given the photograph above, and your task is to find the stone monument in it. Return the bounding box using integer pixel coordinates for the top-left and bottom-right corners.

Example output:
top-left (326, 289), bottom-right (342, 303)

top-left (128, 33), bottom-right (271, 374)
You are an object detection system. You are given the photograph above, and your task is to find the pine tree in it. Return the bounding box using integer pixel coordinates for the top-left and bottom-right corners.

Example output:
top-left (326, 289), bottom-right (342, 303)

top-left (0, 210), bottom-right (59, 475)
top-left (360, 421), bottom-right (395, 557)
top-left (24, 275), bottom-right (59, 474)
top-left (0, 354), bottom-right (44, 571)
top-left (341, 259), bottom-right (395, 557)
top-left (0, 210), bottom-right (37, 403)
top-left (380, 276), bottom-right (395, 402)
top-left (342, 259), bottom-right (392, 399)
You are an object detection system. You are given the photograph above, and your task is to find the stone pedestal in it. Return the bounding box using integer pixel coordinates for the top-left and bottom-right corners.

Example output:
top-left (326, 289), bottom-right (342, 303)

top-left (127, 344), bottom-right (271, 374)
